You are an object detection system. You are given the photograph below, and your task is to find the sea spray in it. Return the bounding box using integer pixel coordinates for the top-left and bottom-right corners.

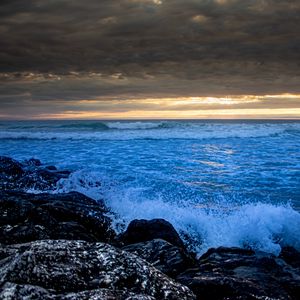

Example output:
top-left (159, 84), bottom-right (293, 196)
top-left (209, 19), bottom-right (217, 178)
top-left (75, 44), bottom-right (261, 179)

top-left (55, 169), bottom-right (300, 256)
top-left (1, 120), bottom-right (300, 256)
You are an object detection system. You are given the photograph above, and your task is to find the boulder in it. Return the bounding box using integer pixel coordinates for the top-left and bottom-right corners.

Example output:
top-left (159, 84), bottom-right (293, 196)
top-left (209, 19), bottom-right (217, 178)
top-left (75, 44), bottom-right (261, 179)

top-left (0, 156), bottom-right (24, 179)
top-left (118, 218), bottom-right (185, 249)
top-left (0, 240), bottom-right (195, 300)
top-left (0, 156), bottom-right (70, 191)
top-left (0, 191), bottom-right (115, 244)
top-left (122, 239), bottom-right (196, 277)
top-left (17, 168), bottom-right (70, 190)
top-left (177, 246), bottom-right (300, 300)
top-left (279, 246), bottom-right (300, 269)
top-left (24, 158), bottom-right (42, 167)
top-left (45, 165), bottom-right (57, 171)
top-left (0, 283), bottom-right (156, 300)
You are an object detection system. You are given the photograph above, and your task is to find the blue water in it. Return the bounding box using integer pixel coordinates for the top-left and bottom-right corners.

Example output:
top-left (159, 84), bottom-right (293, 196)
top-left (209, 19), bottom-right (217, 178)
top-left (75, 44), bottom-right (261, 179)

top-left (1, 120), bottom-right (300, 255)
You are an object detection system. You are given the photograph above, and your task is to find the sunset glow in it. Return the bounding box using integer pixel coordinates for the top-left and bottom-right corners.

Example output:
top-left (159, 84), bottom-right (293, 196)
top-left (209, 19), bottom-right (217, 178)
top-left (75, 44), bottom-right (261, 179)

top-left (20, 94), bottom-right (300, 120)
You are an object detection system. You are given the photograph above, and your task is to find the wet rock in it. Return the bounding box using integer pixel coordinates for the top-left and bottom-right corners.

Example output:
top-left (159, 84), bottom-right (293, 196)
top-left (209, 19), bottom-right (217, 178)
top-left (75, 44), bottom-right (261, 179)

top-left (16, 169), bottom-right (68, 190)
top-left (122, 239), bottom-right (196, 277)
top-left (0, 283), bottom-right (156, 300)
top-left (177, 246), bottom-right (300, 300)
top-left (0, 282), bottom-right (52, 300)
top-left (119, 218), bottom-right (185, 249)
top-left (45, 165), bottom-right (57, 171)
top-left (0, 191), bottom-right (115, 244)
top-left (279, 246), bottom-right (300, 269)
top-left (0, 156), bottom-right (70, 191)
top-left (0, 156), bottom-right (24, 179)
top-left (0, 240), bottom-right (195, 300)
top-left (24, 158), bottom-right (42, 167)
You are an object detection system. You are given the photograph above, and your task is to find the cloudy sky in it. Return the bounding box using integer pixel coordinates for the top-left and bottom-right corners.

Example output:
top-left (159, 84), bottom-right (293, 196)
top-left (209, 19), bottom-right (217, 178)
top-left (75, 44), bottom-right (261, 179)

top-left (0, 0), bottom-right (300, 119)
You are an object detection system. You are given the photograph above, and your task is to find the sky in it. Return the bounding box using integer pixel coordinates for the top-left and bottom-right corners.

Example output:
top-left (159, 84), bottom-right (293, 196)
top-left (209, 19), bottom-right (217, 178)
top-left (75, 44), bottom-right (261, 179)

top-left (0, 0), bottom-right (300, 119)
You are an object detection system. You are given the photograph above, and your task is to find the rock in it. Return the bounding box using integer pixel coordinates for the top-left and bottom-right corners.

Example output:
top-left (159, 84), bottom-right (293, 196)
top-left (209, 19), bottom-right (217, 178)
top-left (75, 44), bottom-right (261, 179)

top-left (118, 218), bottom-right (185, 249)
top-left (45, 165), bottom-right (57, 171)
top-left (0, 240), bottom-right (195, 299)
top-left (18, 169), bottom-right (71, 190)
top-left (0, 156), bottom-right (24, 178)
top-left (0, 283), bottom-right (157, 300)
top-left (24, 158), bottom-right (42, 167)
top-left (177, 246), bottom-right (300, 300)
top-left (0, 191), bottom-right (115, 244)
top-left (279, 246), bottom-right (300, 269)
top-left (122, 239), bottom-right (196, 278)
top-left (0, 282), bottom-right (52, 300)
top-left (0, 156), bottom-right (71, 191)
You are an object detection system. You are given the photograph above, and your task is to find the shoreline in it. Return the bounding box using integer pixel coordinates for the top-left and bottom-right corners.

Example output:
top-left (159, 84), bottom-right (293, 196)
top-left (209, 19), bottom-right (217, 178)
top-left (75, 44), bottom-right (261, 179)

top-left (1, 156), bottom-right (300, 299)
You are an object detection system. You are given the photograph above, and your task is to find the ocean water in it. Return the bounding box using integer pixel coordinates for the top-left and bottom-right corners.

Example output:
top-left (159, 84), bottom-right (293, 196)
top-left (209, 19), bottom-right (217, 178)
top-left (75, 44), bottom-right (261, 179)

top-left (0, 120), bottom-right (300, 255)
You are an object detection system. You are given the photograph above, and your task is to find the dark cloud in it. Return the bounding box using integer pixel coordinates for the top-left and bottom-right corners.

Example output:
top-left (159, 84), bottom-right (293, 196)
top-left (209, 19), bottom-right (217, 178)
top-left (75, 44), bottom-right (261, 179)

top-left (1, 0), bottom-right (300, 73)
top-left (0, 0), bottom-right (300, 118)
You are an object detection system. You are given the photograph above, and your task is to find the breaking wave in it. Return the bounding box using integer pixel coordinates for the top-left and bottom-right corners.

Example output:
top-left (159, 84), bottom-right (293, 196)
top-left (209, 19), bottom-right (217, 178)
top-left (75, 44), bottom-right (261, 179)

top-left (54, 170), bottom-right (300, 256)
top-left (0, 121), bottom-right (299, 140)
top-left (2, 120), bottom-right (300, 256)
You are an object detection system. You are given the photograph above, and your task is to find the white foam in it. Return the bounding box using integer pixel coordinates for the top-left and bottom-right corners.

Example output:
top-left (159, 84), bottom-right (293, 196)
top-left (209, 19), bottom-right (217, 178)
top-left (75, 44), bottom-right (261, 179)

top-left (104, 121), bottom-right (166, 130)
top-left (55, 170), bottom-right (300, 256)
top-left (106, 191), bottom-right (300, 256)
top-left (0, 122), bottom-right (299, 140)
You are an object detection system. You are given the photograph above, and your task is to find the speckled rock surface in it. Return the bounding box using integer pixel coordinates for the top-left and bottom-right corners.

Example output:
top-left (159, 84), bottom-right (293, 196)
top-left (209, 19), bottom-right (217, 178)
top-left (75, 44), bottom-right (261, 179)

top-left (177, 246), bottom-right (300, 300)
top-left (0, 157), bottom-right (24, 179)
top-left (0, 240), bottom-right (196, 300)
top-left (0, 191), bottom-right (115, 244)
top-left (122, 239), bottom-right (196, 278)
top-left (0, 283), bottom-right (157, 299)
top-left (0, 156), bottom-right (70, 191)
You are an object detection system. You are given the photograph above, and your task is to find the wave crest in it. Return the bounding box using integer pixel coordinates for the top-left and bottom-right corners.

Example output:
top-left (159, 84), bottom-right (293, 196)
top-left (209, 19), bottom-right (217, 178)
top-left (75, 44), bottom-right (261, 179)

top-left (1, 122), bottom-right (300, 140)
top-left (54, 170), bottom-right (300, 256)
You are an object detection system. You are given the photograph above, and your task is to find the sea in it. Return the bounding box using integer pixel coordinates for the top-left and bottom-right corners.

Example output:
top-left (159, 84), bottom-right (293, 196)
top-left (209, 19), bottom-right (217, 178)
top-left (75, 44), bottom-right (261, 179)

top-left (0, 119), bottom-right (300, 256)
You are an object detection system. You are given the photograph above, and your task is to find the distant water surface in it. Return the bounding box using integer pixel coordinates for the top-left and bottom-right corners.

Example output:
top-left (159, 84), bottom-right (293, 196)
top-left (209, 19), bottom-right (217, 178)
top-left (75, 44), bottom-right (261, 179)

top-left (0, 120), bottom-right (299, 255)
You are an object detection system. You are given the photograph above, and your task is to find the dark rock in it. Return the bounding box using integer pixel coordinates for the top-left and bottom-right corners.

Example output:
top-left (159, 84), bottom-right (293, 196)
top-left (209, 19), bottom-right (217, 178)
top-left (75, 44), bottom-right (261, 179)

top-left (55, 170), bottom-right (71, 176)
top-left (122, 239), bottom-right (196, 277)
top-left (24, 158), bottom-right (42, 167)
top-left (0, 283), bottom-right (157, 300)
top-left (119, 218), bottom-right (185, 249)
top-left (0, 282), bottom-right (52, 300)
top-left (0, 156), bottom-right (24, 178)
top-left (0, 156), bottom-right (71, 191)
top-left (0, 191), bottom-right (115, 244)
top-left (46, 165), bottom-right (57, 171)
top-left (0, 240), bottom-right (195, 299)
top-left (200, 246), bottom-right (255, 260)
top-left (177, 246), bottom-right (300, 300)
top-left (17, 169), bottom-right (70, 191)
top-left (280, 246), bottom-right (300, 269)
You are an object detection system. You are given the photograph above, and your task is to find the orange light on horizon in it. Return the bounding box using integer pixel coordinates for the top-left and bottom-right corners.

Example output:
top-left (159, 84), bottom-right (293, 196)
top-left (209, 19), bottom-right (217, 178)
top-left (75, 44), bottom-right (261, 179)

top-left (1, 94), bottom-right (300, 120)
top-left (32, 107), bottom-right (300, 120)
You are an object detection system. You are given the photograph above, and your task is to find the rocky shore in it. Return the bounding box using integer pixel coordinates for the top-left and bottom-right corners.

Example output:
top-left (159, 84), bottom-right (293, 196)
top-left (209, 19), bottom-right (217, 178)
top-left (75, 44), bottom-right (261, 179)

top-left (1, 156), bottom-right (300, 299)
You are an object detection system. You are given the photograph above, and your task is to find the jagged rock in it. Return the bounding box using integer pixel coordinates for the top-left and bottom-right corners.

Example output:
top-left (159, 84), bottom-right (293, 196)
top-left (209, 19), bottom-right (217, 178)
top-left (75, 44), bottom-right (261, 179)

top-left (0, 191), bottom-right (115, 244)
top-left (0, 283), bottom-right (156, 300)
top-left (0, 156), bottom-right (70, 191)
top-left (24, 158), bottom-right (42, 167)
top-left (279, 246), bottom-right (300, 269)
top-left (0, 156), bottom-right (24, 178)
top-left (45, 165), bottom-right (57, 171)
top-left (0, 240), bottom-right (195, 300)
top-left (17, 168), bottom-right (70, 190)
top-left (177, 246), bottom-right (300, 300)
top-left (118, 218), bottom-right (185, 249)
top-left (122, 239), bottom-right (196, 277)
